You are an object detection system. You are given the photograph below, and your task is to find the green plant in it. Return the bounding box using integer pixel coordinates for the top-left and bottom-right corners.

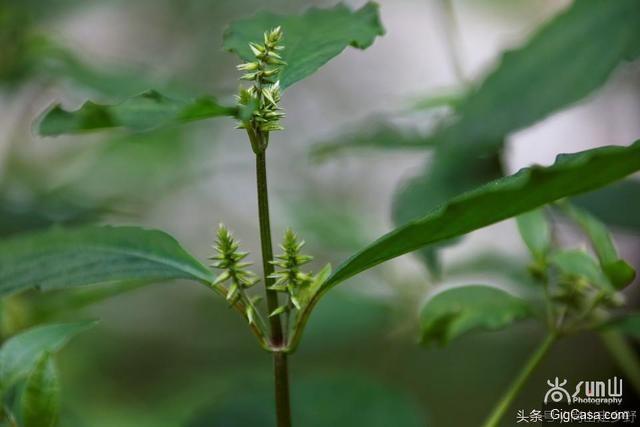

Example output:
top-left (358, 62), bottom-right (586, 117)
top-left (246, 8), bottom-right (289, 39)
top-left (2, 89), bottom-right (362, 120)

top-left (0, 1), bottom-right (640, 426)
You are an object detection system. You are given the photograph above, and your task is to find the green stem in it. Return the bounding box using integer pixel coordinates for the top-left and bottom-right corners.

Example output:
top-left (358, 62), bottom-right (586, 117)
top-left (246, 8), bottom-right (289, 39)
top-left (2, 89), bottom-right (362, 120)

top-left (482, 333), bottom-right (556, 427)
top-left (600, 330), bottom-right (640, 395)
top-left (255, 149), bottom-right (292, 427)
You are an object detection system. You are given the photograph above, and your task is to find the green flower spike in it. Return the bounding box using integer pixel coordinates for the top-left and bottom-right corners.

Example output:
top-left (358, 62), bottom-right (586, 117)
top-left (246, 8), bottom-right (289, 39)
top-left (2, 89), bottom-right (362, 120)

top-left (236, 26), bottom-right (286, 147)
top-left (210, 224), bottom-right (260, 323)
top-left (269, 229), bottom-right (314, 316)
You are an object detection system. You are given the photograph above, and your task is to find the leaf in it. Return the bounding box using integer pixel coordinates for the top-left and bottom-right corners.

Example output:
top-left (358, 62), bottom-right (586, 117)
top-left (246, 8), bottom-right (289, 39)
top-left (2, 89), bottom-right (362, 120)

top-left (0, 321), bottom-right (94, 394)
top-left (37, 90), bottom-right (237, 136)
top-left (323, 141), bottom-right (640, 290)
top-left (310, 121), bottom-right (434, 162)
top-left (420, 285), bottom-right (532, 346)
top-left (561, 203), bottom-right (635, 289)
top-left (550, 249), bottom-right (610, 290)
top-left (601, 313), bottom-right (640, 339)
top-left (0, 226), bottom-right (214, 297)
top-left (516, 209), bottom-right (551, 262)
top-left (20, 353), bottom-right (59, 427)
top-left (573, 179), bottom-right (640, 232)
top-left (424, 0), bottom-right (640, 157)
top-left (223, 2), bottom-right (384, 89)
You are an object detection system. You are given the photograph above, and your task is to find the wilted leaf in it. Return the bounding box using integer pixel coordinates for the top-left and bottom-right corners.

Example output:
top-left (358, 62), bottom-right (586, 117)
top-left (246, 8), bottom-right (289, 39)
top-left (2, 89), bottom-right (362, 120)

top-left (561, 203), bottom-right (635, 289)
top-left (0, 321), bottom-right (95, 394)
top-left (323, 141), bottom-right (640, 290)
top-left (516, 209), bottom-right (551, 262)
top-left (0, 226), bottom-right (213, 297)
top-left (223, 2), bottom-right (384, 89)
top-left (38, 90), bottom-right (236, 136)
top-left (420, 285), bottom-right (532, 346)
top-left (20, 353), bottom-right (59, 427)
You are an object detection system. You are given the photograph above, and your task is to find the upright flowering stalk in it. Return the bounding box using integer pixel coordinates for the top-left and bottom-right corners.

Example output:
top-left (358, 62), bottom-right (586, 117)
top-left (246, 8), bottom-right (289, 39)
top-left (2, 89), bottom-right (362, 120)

top-left (236, 27), bottom-right (292, 427)
top-left (237, 27), bottom-right (286, 153)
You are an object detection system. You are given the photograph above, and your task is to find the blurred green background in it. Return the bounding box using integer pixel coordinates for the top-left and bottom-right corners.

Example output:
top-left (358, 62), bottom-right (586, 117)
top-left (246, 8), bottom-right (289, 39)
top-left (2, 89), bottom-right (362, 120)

top-left (0, 0), bottom-right (638, 425)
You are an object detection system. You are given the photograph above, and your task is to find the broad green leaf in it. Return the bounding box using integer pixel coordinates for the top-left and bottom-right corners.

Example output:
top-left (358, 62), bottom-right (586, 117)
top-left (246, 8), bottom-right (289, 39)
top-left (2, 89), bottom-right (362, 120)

top-left (0, 321), bottom-right (94, 393)
top-left (573, 180), bottom-right (640, 231)
top-left (310, 122), bottom-right (433, 162)
top-left (223, 2), bottom-right (384, 89)
top-left (423, 0), bottom-right (640, 156)
top-left (0, 226), bottom-right (214, 297)
top-left (420, 285), bottom-right (532, 346)
top-left (38, 90), bottom-right (236, 136)
top-left (516, 209), bottom-right (551, 262)
top-left (323, 141), bottom-right (640, 290)
top-left (561, 203), bottom-right (635, 289)
top-left (550, 249), bottom-right (610, 290)
top-left (20, 353), bottom-right (59, 427)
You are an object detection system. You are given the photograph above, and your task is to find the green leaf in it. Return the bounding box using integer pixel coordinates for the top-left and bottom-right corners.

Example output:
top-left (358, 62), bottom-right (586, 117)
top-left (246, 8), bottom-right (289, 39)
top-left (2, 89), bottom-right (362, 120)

top-left (0, 321), bottom-right (94, 394)
top-left (323, 141), bottom-right (640, 290)
top-left (223, 2), bottom-right (384, 89)
top-left (573, 180), bottom-right (640, 231)
top-left (516, 209), bottom-right (551, 262)
top-left (560, 203), bottom-right (635, 289)
top-left (0, 226), bottom-right (214, 297)
top-left (20, 353), bottom-right (59, 427)
top-left (420, 285), bottom-right (532, 346)
top-left (601, 313), bottom-right (640, 339)
top-left (424, 0), bottom-right (640, 156)
top-left (37, 90), bottom-right (236, 136)
top-left (310, 121), bottom-right (434, 162)
top-left (550, 249), bottom-right (610, 290)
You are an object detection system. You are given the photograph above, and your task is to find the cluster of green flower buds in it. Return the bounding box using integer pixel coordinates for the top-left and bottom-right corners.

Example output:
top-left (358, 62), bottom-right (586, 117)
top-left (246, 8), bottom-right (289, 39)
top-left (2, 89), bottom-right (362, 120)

top-left (210, 224), bottom-right (261, 325)
top-left (236, 26), bottom-right (286, 136)
top-left (269, 229), bottom-right (314, 317)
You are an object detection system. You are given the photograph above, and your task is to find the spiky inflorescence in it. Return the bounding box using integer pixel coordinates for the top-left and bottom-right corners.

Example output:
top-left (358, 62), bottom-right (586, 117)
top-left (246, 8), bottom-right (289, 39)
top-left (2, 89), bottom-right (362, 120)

top-left (210, 225), bottom-right (259, 310)
top-left (236, 27), bottom-right (286, 136)
top-left (269, 229), bottom-right (314, 316)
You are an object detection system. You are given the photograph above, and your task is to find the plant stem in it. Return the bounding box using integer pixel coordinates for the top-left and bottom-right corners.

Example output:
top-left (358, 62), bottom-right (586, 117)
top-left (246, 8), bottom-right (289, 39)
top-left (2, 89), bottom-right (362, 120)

top-left (482, 333), bottom-right (556, 427)
top-left (600, 330), bottom-right (640, 395)
top-left (255, 149), bottom-right (292, 427)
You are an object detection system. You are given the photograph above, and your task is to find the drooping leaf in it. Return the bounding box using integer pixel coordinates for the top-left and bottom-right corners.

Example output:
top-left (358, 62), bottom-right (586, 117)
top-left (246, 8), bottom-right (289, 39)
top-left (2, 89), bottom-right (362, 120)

top-left (0, 321), bottom-right (95, 394)
top-left (560, 203), bottom-right (635, 289)
top-left (423, 0), bottom-right (640, 157)
top-left (516, 209), bottom-right (551, 262)
top-left (0, 226), bottom-right (214, 297)
top-left (550, 249), bottom-right (610, 291)
top-left (223, 2), bottom-right (384, 89)
top-left (310, 122), bottom-right (434, 162)
top-left (20, 353), bottom-right (59, 427)
top-left (420, 285), bottom-right (532, 346)
top-left (323, 141), bottom-right (640, 290)
top-left (37, 90), bottom-right (236, 136)
top-left (573, 180), bottom-right (640, 232)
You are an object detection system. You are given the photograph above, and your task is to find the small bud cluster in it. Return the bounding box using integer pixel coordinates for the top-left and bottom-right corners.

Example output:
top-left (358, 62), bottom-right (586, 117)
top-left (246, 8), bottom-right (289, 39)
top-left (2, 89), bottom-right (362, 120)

top-left (269, 229), bottom-right (314, 317)
top-left (236, 27), bottom-right (286, 138)
top-left (551, 266), bottom-right (623, 330)
top-left (211, 225), bottom-right (262, 325)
